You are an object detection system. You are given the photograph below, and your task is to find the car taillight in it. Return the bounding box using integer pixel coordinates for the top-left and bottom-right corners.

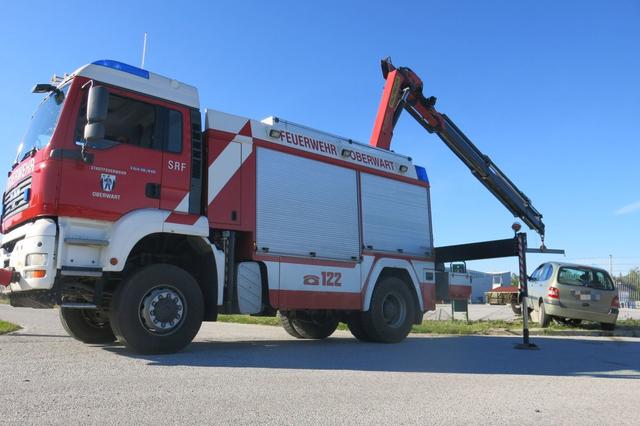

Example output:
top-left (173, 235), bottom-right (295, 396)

top-left (611, 295), bottom-right (620, 309)
top-left (548, 287), bottom-right (560, 299)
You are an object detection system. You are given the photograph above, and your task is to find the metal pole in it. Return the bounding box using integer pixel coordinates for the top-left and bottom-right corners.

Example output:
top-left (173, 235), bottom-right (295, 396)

top-left (515, 232), bottom-right (538, 350)
top-left (141, 32), bottom-right (148, 69)
top-left (609, 254), bottom-right (613, 276)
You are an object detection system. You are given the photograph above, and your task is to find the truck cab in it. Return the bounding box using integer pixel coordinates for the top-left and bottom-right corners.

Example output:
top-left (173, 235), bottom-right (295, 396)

top-left (2, 60), bottom-right (202, 298)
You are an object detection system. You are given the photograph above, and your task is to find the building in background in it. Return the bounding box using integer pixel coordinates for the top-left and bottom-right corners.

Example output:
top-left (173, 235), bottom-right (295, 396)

top-left (467, 270), bottom-right (512, 304)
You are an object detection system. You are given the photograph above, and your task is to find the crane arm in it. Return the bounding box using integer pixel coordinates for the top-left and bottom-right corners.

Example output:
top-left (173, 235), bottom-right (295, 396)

top-left (370, 58), bottom-right (545, 239)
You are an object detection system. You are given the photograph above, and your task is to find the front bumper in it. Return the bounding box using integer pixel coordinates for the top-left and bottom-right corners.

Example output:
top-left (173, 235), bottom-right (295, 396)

top-left (0, 218), bottom-right (57, 293)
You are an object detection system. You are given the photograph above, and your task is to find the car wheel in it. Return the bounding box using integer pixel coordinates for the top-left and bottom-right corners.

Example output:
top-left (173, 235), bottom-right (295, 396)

top-left (110, 264), bottom-right (204, 354)
top-left (538, 302), bottom-right (551, 328)
top-left (59, 307), bottom-right (116, 344)
top-left (361, 277), bottom-right (416, 343)
top-left (510, 301), bottom-right (522, 316)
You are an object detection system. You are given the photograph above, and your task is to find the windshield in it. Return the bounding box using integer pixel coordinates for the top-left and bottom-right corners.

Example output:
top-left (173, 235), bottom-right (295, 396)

top-left (14, 84), bottom-right (69, 164)
top-left (557, 266), bottom-right (615, 290)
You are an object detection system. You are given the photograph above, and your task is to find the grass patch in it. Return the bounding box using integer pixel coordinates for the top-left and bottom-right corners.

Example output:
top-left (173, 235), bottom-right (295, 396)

top-left (412, 320), bottom-right (516, 335)
top-left (216, 315), bottom-right (640, 337)
top-left (217, 314), bottom-right (282, 327)
top-left (0, 320), bottom-right (20, 334)
top-left (0, 295), bottom-right (8, 304)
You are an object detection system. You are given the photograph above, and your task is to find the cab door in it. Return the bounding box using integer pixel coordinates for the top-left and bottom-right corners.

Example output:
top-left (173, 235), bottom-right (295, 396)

top-left (59, 87), bottom-right (165, 221)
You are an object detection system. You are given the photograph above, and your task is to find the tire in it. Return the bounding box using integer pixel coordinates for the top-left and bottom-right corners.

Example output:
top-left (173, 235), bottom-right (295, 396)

top-left (279, 311), bottom-right (303, 338)
top-left (510, 301), bottom-right (522, 316)
top-left (347, 313), bottom-right (373, 342)
top-left (291, 314), bottom-right (339, 339)
top-left (110, 264), bottom-right (204, 354)
top-left (361, 277), bottom-right (416, 343)
top-left (600, 322), bottom-right (616, 331)
top-left (279, 311), bottom-right (339, 339)
top-left (538, 302), bottom-right (551, 328)
top-left (59, 307), bottom-right (116, 344)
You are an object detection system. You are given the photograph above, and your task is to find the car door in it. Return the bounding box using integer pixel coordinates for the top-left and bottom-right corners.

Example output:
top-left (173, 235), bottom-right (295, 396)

top-left (527, 264), bottom-right (545, 306)
top-left (59, 86), bottom-right (164, 220)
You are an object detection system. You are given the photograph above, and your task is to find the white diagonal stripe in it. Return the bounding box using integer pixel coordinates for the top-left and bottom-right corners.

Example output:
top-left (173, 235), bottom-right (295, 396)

top-left (208, 142), bottom-right (252, 204)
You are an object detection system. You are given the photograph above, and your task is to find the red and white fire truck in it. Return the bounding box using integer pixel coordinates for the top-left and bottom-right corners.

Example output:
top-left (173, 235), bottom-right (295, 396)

top-left (0, 58), bottom-right (545, 353)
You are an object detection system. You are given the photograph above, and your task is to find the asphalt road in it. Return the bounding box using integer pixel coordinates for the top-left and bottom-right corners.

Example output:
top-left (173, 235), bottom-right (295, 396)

top-left (1, 305), bottom-right (640, 425)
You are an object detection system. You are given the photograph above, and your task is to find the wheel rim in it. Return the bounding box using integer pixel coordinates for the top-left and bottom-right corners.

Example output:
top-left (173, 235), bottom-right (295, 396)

top-left (381, 292), bottom-right (407, 328)
top-left (139, 286), bottom-right (186, 335)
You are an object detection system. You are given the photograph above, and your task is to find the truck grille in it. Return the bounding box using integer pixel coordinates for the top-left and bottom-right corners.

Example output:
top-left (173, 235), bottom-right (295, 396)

top-left (3, 177), bottom-right (32, 219)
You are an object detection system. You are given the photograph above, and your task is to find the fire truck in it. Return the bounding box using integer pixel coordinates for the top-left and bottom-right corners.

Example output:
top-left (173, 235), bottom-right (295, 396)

top-left (0, 58), bottom-right (545, 354)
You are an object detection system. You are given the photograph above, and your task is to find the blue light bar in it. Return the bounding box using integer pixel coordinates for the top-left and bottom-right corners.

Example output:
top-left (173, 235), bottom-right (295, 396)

top-left (92, 60), bottom-right (150, 79)
top-left (415, 166), bottom-right (429, 183)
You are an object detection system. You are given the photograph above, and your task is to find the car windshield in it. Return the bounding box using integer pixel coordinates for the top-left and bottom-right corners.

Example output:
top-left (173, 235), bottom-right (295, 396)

top-left (14, 84), bottom-right (69, 164)
top-left (557, 266), bottom-right (615, 290)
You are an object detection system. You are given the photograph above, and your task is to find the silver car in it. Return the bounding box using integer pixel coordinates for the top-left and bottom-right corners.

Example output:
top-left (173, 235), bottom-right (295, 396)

top-left (526, 262), bottom-right (619, 329)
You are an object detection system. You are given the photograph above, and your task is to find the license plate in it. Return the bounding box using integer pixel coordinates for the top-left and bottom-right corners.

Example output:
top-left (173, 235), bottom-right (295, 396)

top-left (580, 293), bottom-right (591, 301)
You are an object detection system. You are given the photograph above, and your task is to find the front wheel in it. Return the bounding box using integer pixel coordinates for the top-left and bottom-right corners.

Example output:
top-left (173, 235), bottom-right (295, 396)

top-left (110, 264), bottom-right (204, 354)
top-left (361, 277), bottom-right (416, 343)
top-left (59, 307), bottom-right (116, 344)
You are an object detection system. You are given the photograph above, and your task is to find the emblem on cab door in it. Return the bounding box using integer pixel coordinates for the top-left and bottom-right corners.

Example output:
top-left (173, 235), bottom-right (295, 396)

top-left (100, 174), bottom-right (116, 192)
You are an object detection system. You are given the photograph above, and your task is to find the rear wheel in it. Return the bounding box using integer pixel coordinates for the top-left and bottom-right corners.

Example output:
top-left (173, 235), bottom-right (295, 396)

top-left (59, 307), bottom-right (116, 344)
top-left (110, 264), bottom-right (204, 354)
top-left (362, 277), bottom-right (416, 343)
top-left (538, 302), bottom-right (551, 328)
top-left (279, 312), bottom-right (303, 338)
top-left (279, 311), bottom-right (339, 339)
top-left (510, 300), bottom-right (522, 316)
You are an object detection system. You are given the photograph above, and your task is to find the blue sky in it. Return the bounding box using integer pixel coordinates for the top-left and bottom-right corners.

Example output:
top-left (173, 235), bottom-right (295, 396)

top-left (1, 0), bottom-right (638, 275)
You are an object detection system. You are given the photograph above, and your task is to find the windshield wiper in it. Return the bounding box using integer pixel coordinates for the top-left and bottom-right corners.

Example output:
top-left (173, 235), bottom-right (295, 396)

top-left (21, 146), bottom-right (38, 162)
top-left (12, 146), bottom-right (38, 169)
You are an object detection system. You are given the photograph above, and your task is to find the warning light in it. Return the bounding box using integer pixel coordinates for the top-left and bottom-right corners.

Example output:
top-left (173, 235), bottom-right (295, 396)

top-left (511, 222), bottom-right (521, 233)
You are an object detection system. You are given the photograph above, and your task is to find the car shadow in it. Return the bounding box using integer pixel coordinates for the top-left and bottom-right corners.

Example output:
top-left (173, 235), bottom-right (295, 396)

top-left (103, 335), bottom-right (640, 379)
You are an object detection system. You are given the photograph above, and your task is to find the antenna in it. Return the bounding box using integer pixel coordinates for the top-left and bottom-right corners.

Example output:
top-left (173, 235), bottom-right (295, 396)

top-left (141, 32), bottom-right (148, 69)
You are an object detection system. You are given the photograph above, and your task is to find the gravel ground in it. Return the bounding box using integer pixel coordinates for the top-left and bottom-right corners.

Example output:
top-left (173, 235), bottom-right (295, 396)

top-left (1, 305), bottom-right (640, 425)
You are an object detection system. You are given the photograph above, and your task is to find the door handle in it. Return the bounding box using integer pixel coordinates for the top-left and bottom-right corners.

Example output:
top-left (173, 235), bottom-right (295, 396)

top-left (145, 183), bottom-right (161, 199)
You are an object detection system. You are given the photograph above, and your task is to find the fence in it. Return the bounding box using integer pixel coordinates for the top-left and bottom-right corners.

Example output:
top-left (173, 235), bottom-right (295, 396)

top-left (615, 273), bottom-right (640, 309)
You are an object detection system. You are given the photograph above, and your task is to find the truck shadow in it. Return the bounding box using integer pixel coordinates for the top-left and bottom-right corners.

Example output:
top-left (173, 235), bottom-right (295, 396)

top-left (104, 335), bottom-right (640, 379)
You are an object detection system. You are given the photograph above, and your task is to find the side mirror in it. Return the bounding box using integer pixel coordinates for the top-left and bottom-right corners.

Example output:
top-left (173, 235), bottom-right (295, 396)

top-left (84, 86), bottom-right (109, 141)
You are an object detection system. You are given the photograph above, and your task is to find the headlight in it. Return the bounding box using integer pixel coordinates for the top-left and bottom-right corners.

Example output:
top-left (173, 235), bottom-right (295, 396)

top-left (25, 253), bottom-right (47, 266)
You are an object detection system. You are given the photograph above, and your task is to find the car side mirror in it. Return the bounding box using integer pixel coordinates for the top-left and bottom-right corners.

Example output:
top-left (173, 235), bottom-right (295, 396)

top-left (84, 86), bottom-right (109, 141)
